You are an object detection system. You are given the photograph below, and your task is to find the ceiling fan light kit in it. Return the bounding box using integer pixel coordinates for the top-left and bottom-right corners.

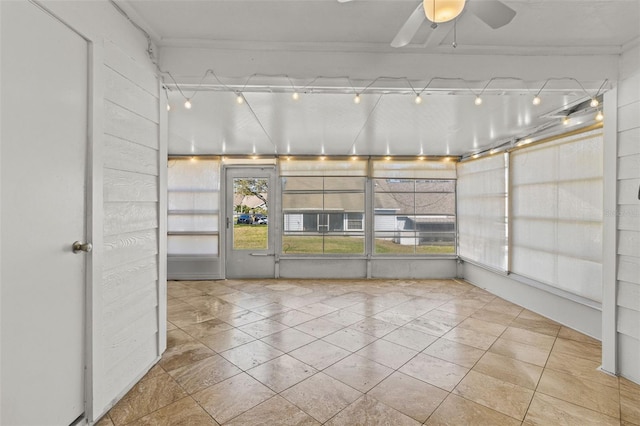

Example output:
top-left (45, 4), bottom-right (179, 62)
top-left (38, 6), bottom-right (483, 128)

top-left (388, 0), bottom-right (516, 48)
top-left (423, 0), bottom-right (466, 24)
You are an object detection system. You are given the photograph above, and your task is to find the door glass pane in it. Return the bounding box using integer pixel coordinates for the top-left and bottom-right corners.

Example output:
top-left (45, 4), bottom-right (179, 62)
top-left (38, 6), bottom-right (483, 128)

top-left (233, 177), bottom-right (268, 250)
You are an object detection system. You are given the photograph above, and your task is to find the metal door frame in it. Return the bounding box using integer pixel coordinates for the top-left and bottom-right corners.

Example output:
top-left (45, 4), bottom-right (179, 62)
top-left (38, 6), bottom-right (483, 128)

top-left (223, 165), bottom-right (277, 278)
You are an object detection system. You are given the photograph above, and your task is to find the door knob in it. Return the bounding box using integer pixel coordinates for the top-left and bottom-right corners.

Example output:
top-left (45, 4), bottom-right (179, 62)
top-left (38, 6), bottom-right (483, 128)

top-left (72, 241), bottom-right (92, 253)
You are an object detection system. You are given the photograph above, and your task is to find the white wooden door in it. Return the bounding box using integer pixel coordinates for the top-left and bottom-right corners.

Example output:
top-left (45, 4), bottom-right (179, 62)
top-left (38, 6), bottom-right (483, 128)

top-left (1, 2), bottom-right (88, 424)
top-left (225, 167), bottom-right (276, 278)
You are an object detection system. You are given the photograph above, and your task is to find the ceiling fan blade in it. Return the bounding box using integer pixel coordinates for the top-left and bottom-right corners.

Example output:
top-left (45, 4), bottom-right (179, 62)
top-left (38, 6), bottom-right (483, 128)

top-left (467, 0), bottom-right (516, 29)
top-left (391, 3), bottom-right (425, 48)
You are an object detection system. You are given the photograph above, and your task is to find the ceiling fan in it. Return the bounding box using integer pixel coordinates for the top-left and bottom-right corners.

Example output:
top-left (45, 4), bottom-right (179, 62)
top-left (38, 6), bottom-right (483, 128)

top-left (338, 0), bottom-right (516, 48)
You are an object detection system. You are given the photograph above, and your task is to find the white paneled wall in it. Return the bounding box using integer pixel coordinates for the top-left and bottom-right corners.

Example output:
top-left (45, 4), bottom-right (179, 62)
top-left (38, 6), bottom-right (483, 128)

top-left (39, 0), bottom-right (165, 421)
top-left (616, 43), bottom-right (640, 383)
top-left (101, 38), bottom-right (162, 409)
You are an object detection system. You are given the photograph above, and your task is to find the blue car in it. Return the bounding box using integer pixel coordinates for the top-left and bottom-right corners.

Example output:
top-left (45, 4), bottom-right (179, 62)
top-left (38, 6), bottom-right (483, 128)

top-left (237, 214), bottom-right (251, 224)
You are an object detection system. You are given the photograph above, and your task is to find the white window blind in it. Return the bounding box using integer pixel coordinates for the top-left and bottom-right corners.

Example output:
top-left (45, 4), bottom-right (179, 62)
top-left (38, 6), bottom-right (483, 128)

top-left (167, 158), bottom-right (220, 256)
top-left (280, 159), bottom-right (367, 176)
top-left (372, 159), bottom-right (456, 179)
top-left (457, 154), bottom-right (508, 271)
top-left (511, 130), bottom-right (603, 302)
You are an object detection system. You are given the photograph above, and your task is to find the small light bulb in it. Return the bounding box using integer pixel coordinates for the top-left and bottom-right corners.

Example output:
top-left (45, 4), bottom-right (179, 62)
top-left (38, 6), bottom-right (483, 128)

top-left (590, 98), bottom-right (599, 107)
top-left (166, 104), bottom-right (171, 111)
top-left (351, 156), bottom-right (358, 161)
top-left (385, 156), bottom-right (392, 161)
top-left (415, 94), bottom-right (423, 104)
top-left (354, 93), bottom-right (361, 104)
top-left (292, 91), bottom-right (300, 101)
top-left (320, 156), bottom-right (326, 161)
top-left (563, 116), bottom-right (570, 125)
top-left (474, 96), bottom-right (483, 106)
top-left (418, 156), bottom-right (426, 161)
top-left (184, 99), bottom-right (192, 109)
top-left (236, 94), bottom-right (244, 104)
top-left (595, 110), bottom-right (604, 121)
top-left (532, 95), bottom-right (541, 106)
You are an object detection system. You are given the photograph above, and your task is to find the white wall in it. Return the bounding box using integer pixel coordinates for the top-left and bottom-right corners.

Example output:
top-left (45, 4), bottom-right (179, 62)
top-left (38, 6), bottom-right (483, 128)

top-left (101, 38), bottom-right (163, 413)
top-left (31, 1), bottom-right (166, 422)
top-left (615, 41), bottom-right (640, 384)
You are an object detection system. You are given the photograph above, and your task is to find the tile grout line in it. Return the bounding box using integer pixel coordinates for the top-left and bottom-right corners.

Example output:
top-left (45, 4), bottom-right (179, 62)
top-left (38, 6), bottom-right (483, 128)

top-left (162, 279), bottom-right (610, 426)
top-left (423, 289), bottom-right (517, 425)
top-left (530, 333), bottom-right (623, 422)
top-left (520, 328), bottom-right (559, 423)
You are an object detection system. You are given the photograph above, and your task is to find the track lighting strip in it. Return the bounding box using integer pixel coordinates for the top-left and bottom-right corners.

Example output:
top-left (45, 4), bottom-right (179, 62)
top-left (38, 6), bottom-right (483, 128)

top-left (162, 69), bottom-right (610, 110)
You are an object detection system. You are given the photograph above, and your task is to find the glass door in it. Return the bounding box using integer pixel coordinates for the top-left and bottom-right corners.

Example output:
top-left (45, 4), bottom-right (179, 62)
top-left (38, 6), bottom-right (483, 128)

top-left (225, 167), bottom-right (276, 278)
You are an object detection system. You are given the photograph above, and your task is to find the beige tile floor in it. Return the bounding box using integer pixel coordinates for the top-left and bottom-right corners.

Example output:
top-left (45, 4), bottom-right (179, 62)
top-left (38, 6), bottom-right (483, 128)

top-left (98, 279), bottom-right (640, 426)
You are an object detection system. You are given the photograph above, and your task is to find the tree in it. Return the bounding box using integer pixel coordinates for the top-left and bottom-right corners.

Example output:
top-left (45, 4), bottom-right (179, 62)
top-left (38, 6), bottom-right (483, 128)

top-left (234, 178), bottom-right (268, 211)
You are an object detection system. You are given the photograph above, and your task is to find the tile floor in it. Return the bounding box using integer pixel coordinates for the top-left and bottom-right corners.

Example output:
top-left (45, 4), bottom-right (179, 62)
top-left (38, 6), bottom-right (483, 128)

top-left (98, 279), bottom-right (640, 426)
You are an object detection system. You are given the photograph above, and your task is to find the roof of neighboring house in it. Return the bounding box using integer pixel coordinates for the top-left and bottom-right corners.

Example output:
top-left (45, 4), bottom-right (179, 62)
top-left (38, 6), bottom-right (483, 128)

top-left (282, 177), bottom-right (455, 214)
top-left (401, 215), bottom-right (456, 223)
top-left (234, 193), bottom-right (267, 209)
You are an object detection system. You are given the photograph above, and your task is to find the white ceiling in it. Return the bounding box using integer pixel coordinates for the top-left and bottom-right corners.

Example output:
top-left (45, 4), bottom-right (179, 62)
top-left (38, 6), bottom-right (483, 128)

top-left (120, 0), bottom-right (640, 157)
top-left (167, 90), bottom-right (586, 156)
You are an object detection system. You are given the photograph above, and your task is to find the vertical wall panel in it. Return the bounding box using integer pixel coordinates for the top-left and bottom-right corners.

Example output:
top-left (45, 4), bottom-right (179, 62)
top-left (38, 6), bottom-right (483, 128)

top-left (101, 38), bottom-right (162, 411)
top-left (616, 43), bottom-right (640, 384)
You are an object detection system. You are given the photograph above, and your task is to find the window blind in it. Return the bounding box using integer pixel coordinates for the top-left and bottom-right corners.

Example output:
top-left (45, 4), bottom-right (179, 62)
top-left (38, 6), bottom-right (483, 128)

top-left (167, 158), bottom-right (220, 256)
top-left (511, 130), bottom-right (603, 302)
top-left (457, 153), bottom-right (508, 271)
top-left (372, 159), bottom-right (456, 179)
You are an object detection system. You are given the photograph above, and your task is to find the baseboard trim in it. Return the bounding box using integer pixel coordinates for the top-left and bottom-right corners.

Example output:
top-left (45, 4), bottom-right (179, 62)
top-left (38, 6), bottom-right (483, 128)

top-left (463, 262), bottom-right (602, 340)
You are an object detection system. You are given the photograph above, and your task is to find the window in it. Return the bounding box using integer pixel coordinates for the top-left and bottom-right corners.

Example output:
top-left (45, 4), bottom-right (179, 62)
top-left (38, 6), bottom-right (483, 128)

top-left (510, 130), bottom-right (603, 301)
top-left (167, 158), bottom-right (220, 256)
top-left (374, 178), bottom-right (456, 254)
top-left (347, 213), bottom-right (364, 231)
top-left (372, 160), bottom-right (457, 255)
top-left (457, 153), bottom-right (508, 271)
top-left (281, 159), bottom-right (366, 254)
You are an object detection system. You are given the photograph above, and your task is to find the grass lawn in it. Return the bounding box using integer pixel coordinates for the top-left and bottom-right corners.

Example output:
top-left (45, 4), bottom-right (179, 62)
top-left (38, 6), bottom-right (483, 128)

top-left (283, 236), bottom-right (364, 254)
top-left (234, 225), bottom-right (455, 254)
top-left (282, 235), bottom-right (454, 255)
top-left (376, 239), bottom-right (455, 254)
top-left (233, 224), bottom-right (268, 249)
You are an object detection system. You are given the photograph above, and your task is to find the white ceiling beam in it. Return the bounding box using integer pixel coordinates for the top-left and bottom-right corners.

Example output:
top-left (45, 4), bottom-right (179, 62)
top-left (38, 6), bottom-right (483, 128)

top-left (159, 46), bottom-right (619, 87)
